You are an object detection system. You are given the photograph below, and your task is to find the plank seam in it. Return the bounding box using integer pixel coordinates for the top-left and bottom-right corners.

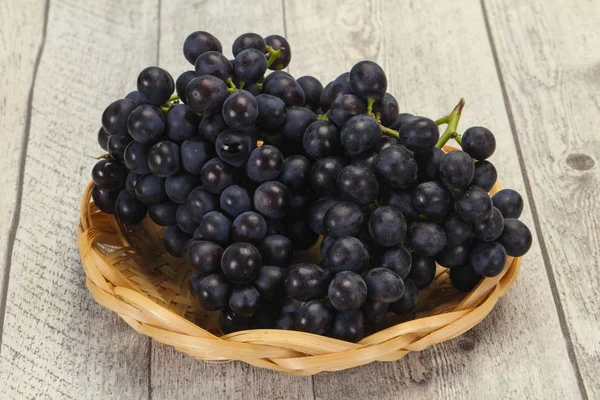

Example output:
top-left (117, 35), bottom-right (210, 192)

top-left (479, 1), bottom-right (589, 398)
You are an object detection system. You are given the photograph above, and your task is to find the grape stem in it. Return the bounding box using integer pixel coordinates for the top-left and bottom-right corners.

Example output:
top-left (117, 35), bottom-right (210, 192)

top-left (317, 111), bottom-right (329, 121)
top-left (266, 45), bottom-right (283, 68)
top-left (435, 98), bottom-right (465, 149)
top-left (169, 94), bottom-right (179, 102)
top-left (366, 98), bottom-right (375, 115)
top-left (453, 132), bottom-right (463, 146)
top-left (160, 106), bottom-right (170, 113)
top-left (380, 125), bottom-right (400, 139)
top-left (226, 77), bottom-right (237, 90)
top-left (374, 111), bottom-right (382, 123)
top-left (239, 81), bottom-right (246, 90)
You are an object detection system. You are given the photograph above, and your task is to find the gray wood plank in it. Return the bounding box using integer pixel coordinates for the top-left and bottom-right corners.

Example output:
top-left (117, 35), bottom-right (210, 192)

top-left (0, 0), bottom-right (159, 398)
top-left (483, 0), bottom-right (600, 397)
top-left (285, 0), bottom-right (583, 398)
top-left (150, 1), bottom-right (314, 399)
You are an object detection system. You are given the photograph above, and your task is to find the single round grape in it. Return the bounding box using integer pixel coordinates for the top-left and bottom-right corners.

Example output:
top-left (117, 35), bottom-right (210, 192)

top-left (323, 201), bottom-right (364, 238)
top-left (330, 72), bottom-right (353, 100)
top-left (375, 146), bottom-right (418, 189)
top-left (92, 185), bottom-right (119, 214)
top-left (136, 66), bottom-right (174, 106)
top-left (376, 245), bottom-right (412, 279)
top-left (163, 225), bottom-right (192, 258)
top-left (148, 141), bottom-right (180, 177)
top-left (176, 204), bottom-right (199, 234)
top-left (340, 115), bottom-right (381, 156)
top-left (284, 214), bottom-right (320, 250)
top-left (278, 155), bottom-right (311, 193)
top-left (123, 141), bottom-right (151, 174)
top-left (276, 313), bottom-right (296, 330)
top-left (470, 241), bottom-right (507, 277)
top-left (307, 197), bottom-right (339, 235)
top-left (98, 127), bottom-right (110, 151)
top-left (368, 206), bottom-right (407, 247)
top-left (497, 218), bottom-right (532, 257)
top-left (407, 222), bottom-right (447, 256)
top-left (134, 174), bottom-right (167, 205)
top-left (92, 159), bottom-right (128, 189)
top-left (165, 104), bottom-right (200, 143)
top-left (302, 121), bottom-right (341, 159)
top-left (219, 306), bottom-right (251, 334)
top-left (215, 129), bottom-right (254, 168)
top-left (389, 112), bottom-right (414, 131)
top-left (320, 236), bottom-right (336, 259)
top-left (233, 48), bottom-right (267, 85)
top-left (186, 240), bottom-right (223, 276)
top-left (179, 139), bottom-right (212, 175)
top-left (379, 135), bottom-right (401, 152)
top-left (473, 207), bottom-right (504, 242)
top-left (436, 241), bottom-right (472, 269)
top-left (127, 105), bottom-right (165, 143)
top-left (186, 75), bottom-right (229, 114)
top-left (281, 296), bottom-right (302, 315)
top-left (462, 126), bottom-right (496, 160)
top-left (253, 265), bottom-right (286, 302)
top-left (285, 263), bottom-right (328, 301)
top-left (362, 300), bottom-right (388, 326)
top-left (115, 190), bottom-right (147, 225)
top-left (228, 285), bottom-right (262, 317)
top-left (200, 157), bottom-right (236, 194)
top-left (319, 82), bottom-right (334, 112)
top-left (373, 93), bottom-right (399, 127)
top-left (247, 145), bottom-right (284, 182)
top-left (221, 242), bottom-right (262, 283)
top-left (455, 185), bottom-right (493, 223)
top-left (328, 94), bottom-right (366, 128)
top-left (440, 150), bottom-right (474, 189)
top-left (148, 201), bottom-right (178, 226)
top-left (198, 112), bottom-right (228, 144)
top-left (263, 74), bottom-right (305, 107)
top-left (255, 94), bottom-right (286, 130)
top-left (328, 310), bottom-right (364, 343)
top-left (412, 181), bottom-right (452, 216)
top-left (232, 211), bottom-right (267, 243)
top-left (183, 31), bottom-right (222, 65)
top-left (440, 212), bottom-right (474, 247)
top-left (175, 71), bottom-right (196, 104)
top-left (326, 236), bottom-right (369, 274)
top-left (232, 32), bottom-right (266, 56)
top-left (328, 271), bottom-right (367, 312)
top-left (400, 116), bottom-right (439, 153)
top-left (253, 181), bottom-right (291, 219)
top-left (349, 60), bottom-right (387, 100)
top-left (195, 51), bottom-right (231, 81)
top-left (492, 189), bottom-right (524, 219)
top-left (408, 253), bottom-right (436, 289)
top-left (125, 90), bottom-right (148, 106)
top-left (107, 134), bottom-right (133, 162)
top-left (364, 268), bottom-right (404, 303)
top-left (190, 273), bottom-right (231, 311)
top-left (472, 160), bottom-right (497, 192)
top-left (186, 186), bottom-right (218, 221)
top-left (295, 301), bottom-right (331, 334)
top-left (351, 152), bottom-right (377, 173)
top-left (164, 172), bottom-right (201, 204)
top-left (382, 188), bottom-right (420, 223)
top-left (219, 185), bottom-right (251, 218)
top-left (415, 147), bottom-right (445, 182)
top-left (125, 172), bottom-right (141, 195)
top-left (296, 76), bottom-right (323, 110)
top-left (336, 165), bottom-right (379, 205)
top-left (388, 279), bottom-right (418, 315)
top-left (222, 90), bottom-right (258, 130)
top-left (257, 235), bottom-right (294, 267)
top-left (102, 98), bottom-right (138, 136)
top-left (262, 70), bottom-right (292, 88)
top-left (265, 35), bottom-right (291, 70)
top-left (450, 264), bottom-right (482, 292)
top-left (281, 106), bottom-right (316, 142)
top-left (310, 156), bottom-right (345, 196)
top-left (199, 211), bottom-right (231, 245)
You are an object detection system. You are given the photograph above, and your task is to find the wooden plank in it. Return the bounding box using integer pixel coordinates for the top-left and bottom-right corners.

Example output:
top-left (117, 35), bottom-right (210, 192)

top-left (150, 1), bottom-right (314, 399)
top-left (483, 0), bottom-right (600, 397)
top-left (285, 0), bottom-right (583, 398)
top-left (0, 0), bottom-right (158, 398)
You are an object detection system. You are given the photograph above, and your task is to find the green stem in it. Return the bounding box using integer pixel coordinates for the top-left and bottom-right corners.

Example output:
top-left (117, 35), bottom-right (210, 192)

top-left (380, 125), bottom-right (400, 139)
top-left (160, 106), bottom-right (170, 113)
top-left (228, 87), bottom-right (236, 94)
top-left (374, 112), bottom-right (382, 122)
top-left (239, 81), bottom-right (246, 90)
top-left (454, 133), bottom-right (463, 146)
top-left (266, 45), bottom-right (283, 68)
top-left (366, 98), bottom-right (375, 115)
top-left (256, 82), bottom-right (263, 88)
top-left (169, 94), bottom-right (179, 102)
top-left (435, 98), bottom-right (466, 149)
top-left (226, 77), bottom-right (237, 90)
top-left (435, 115), bottom-right (450, 125)
top-left (317, 111), bottom-right (329, 121)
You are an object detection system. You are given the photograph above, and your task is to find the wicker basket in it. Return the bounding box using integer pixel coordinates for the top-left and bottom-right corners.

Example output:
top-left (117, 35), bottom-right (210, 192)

top-left (77, 147), bottom-right (521, 376)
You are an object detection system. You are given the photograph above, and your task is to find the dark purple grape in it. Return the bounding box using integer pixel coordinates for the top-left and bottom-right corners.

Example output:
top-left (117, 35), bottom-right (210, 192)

top-left (92, 185), bottom-right (119, 214)
top-left (221, 242), bottom-right (262, 283)
top-left (125, 90), bottom-right (148, 106)
top-left (164, 172), bottom-right (201, 204)
top-left (276, 313), bottom-right (296, 330)
top-left (351, 152), bottom-right (378, 173)
top-left (123, 141), bottom-right (151, 174)
top-left (257, 235), bottom-right (294, 267)
top-left (349, 60), bottom-right (387, 100)
top-left (323, 201), bottom-right (364, 238)
top-left (190, 273), bottom-right (231, 311)
top-left (400, 116), bottom-right (439, 153)
top-left (134, 174), bottom-right (168, 205)
top-left (201, 157), bottom-right (236, 194)
top-left (296, 76), bottom-right (323, 110)
top-left (415, 147), bottom-right (445, 182)
top-left (328, 271), bottom-right (367, 312)
top-left (373, 93), bottom-right (399, 127)
top-left (472, 160), bottom-right (497, 192)
top-left (326, 236), bottom-right (369, 274)
top-left (175, 71), bottom-right (196, 104)
top-left (92, 159), bottom-right (128, 189)
top-left (308, 197), bottom-right (340, 235)
top-left (125, 172), bottom-right (141, 195)
top-left (265, 35), bottom-right (291, 70)
top-left (215, 129), bottom-right (255, 167)
top-left (340, 115), bottom-right (381, 156)
top-left (232, 211), bottom-right (267, 243)
top-left (220, 184), bottom-right (251, 218)
top-left (263, 74), bottom-right (305, 107)
top-left (195, 51), bottom-right (231, 81)
top-left (310, 156), bottom-right (345, 196)
top-left (388, 279), bottom-right (418, 315)
top-left (320, 236), bottom-right (336, 259)
top-left (148, 201), bottom-right (178, 226)
top-left (163, 225), bottom-right (192, 258)
top-left (450, 264), bottom-right (482, 292)
top-left (281, 106), bottom-right (316, 141)
top-left (247, 145), bottom-right (284, 182)
top-left (364, 268), bottom-right (404, 303)
top-left (253, 265), bottom-right (286, 302)
top-left (176, 204), bottom-right (198, 234)
top-left (199, 211), bottom-right (231, 245)
top-left (473, 207), bottom-right (504, 242)
top-left (440, 150), bottom-right (474, 189)
top-left (362, 300), bottom-right (389, 326)
top-left (148, 141), bottom-right (181, 177)
top-left (232, 32), bottom-right (266, 56)
top-left (229, 285), bottom-right (262, 317)
top-left (330, 72), bottom-right (353, 100)
top-left (199, 112), bottom-right (228, 144)
top-left (382, 188), bottom-right (420, 223)
top-left (329, 310), bottom-right (364, 342)
top-left (470, 241), bottom-right (507, 277)
top-left (336, 165), bottom-right (378, 205)
top-left (253, 181), bottom-right (291, 219)
top-left (186, 186), bottom-right (219, 221)
top-left (278, 155), bottom-right (311, 193)
top-left (440, 212), bottom-right (474, 247)
top-left (376, 245), bottom-right (412, 279)
top-left (186, 75), bottom-right (229, 114)
top-left (222, 90), bottom-right (258, 130)
top-left (408, 253), bottom-right (436, 289)
top-left (115, 190), bottom-right (147, 225)
top-left (379, 135), bottom-right (401, 152)
top-left (137, 67), bottom-right (174, 106)
top-left (165, 104), bottom-right (200, 143)
top-left (389, 112), bottom-right (414, 131)
top-left (462, 126), bottom-right (496, 160)
top-left (328, 94), bottom-right (366, 128)
top-left (407, 222), bottom-right (447, 256)
top-left (281, 296), bottom-right (302, 315)
top-left (180, 137), bottom-right (214, 174)
top-left (186, 240), bottom-right (223, 275)
top-left (375, 146), bottom-right (418, 189)
top-left (319, 81), bottom-right (334, 112)
top-left (183, 31), bottom-right (222, 65)
top-left (492, 189), bottom-right (524, 219)
top-left (219, 307), bottom-right (250, 334)
top-left (233, 49), bottom-right (267, 85)
top-left (255, 94), bottom-right (286, 129)
top-left (455, 185), bottom-right (493, 223)
top-left (497, 218), bottom-right (532, 257)
top-left (368, 206), bottom-right (407, 247)
top-left (436, 241), bottom-right (472, 269)
top-left (286, 263), bottom-right (328, 301)
top-left (295, 301), bottom-right (331, 334)
top-left (98, 127), bottom-right (110, 150)
top-left (303, 120), bottom-right (341, 159)
top-left (127, 105), bottom-right (165, 143)
top-left (412, 181), bottom-right (452, 216)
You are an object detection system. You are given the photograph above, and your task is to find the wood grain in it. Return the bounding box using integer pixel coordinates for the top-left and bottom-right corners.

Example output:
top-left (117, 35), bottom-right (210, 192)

top-left (150, 1), bottom-right (314, 398)
top-left (0, 0), bottom-right (158, 398)
top-left (284, 0), bottom-right (583, 398)
top-left (484, 0), bottom-right (600, 397)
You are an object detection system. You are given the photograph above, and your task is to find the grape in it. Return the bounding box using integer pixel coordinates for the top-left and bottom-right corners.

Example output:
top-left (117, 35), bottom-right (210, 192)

top-left (265, 35), bottom-right (291, 70)
top-left (186, 186), bottom-right (218, 221)
top-left (215, 129), bottom-right (255, 167)
top-left (285, 263), bottom-right (328, 301)
top-left (92, 159), bottom-right (128, 189)
top-left (362, 300), bottom-right (388, 326)
top-left (302, 121), bottom-right (341, 159)
top-left (186, 75), bottom-right (229, 114)
top-left (375, 145), bottom-right (418, 189)
top-left (376, 245), bottom-right (412, 279)
top-left (125, 90), bottom-right (148, 106)
top-left (134, 174), bottom-right (167, 205)
top-left (330, 72), bottom-right (353, 100)
top-left (186, 240), bottom-right (223, 275)
top-left (221, 242), bottom-right (262, 283)
top-left (379, 135), bottom-right (401, 152)
top-left (408, 253), bottom-right (436, 289)
top-left (349, 61), bottom-right (387, 100)
top-left (195, 51), bottom-right (231, 81)
top-left (199, 112), bottom-right (228, 144)
top-left (123, 141), bottom-right (151, 174)
top-left (401, 116), bottom-right (439, 153)
top-left (92, 185), bottom-right (119, 214)
top-left (229, 285), bottom-right (262, 317)
top-left (336, 165), bottom-right (379, 205)
top-left (492, 189), bottom-right (524, 219)
top-left (165, 104), bottom-right (200, 143)
top-left (455, 185), bottom-right (493, 223)
top-left (232, 211), bottom-right (267, 243)
top-left (440, 150), bottom-right (474, 189)
top-left (470, 241), bottom-right (507, 277)
top-left (176, 204), bottom-right (198, 234)
top-left (253, 181), bottom-right (291, 219)
top-left (257, 235), bottom-right (294, 267)
top-left (282, 296), bottom-right (302, 315)
top-left (222, 90), bottom-right (258, 130)
top-left (183, 31), bottom-right (222, 65)
top-left (148, 141), bottom-right (181, 177)
top-left (125, 172), bottom-right (141, 195)
top-left (137, 66), bottom-right (174, 106)
top-left (473, 207), bottom-right (504, 242)
top-left (328, 94), bottom-right (366, 128)
top-left (351, 152), bottom-right (377, 173)
top-left (175, 71), bottom-right (196, 104)
top-left (281, 106), bottom-right (316, 141)
top-left (415, 147), bottom-right (445, 182)
top-left (181, 136), bottom-right (214, 174)
top-left (307, 197), bottom-right (339, 235)
top-left (232, 32), bottom-right (266, 56)
top-left (328, 271), bottom-right (367, 312)
top-left (199, 211), bottom-right (231, 245)
top-left (201, 157), bottom-right (236, 194)
top-left (364, 268), bottom-right (404, 303)
top-left (412, 181), bottom-right (452, 216)
top-left (389, 112), bottom-right (414, 131)
top-left (296, 76), bottom-right (323, 110)
top-left (450, 264), bottom-right (482, 292)
top-left (310, 156), bottom-right (345, 196)
top-left (127, 105), bottom-right (165, 143)
top-left (193, 226), bottom-right (204, 239)
top-left (294, 301), bottom-right (332, 334)
top-left (102, 98), bottom-right (138, 136)
top-left (220, 184), bottom-right (251, 217)
top-left (164, 172), bottom-right (201, 204)
top-left (340, 115), bottom-right (381, 156)
top-left (284, 214), bottom-right (319, 250)
top-left (407, 222), bottom-right (447, 256)
top-left (382, 188), bottom-right (420, 223)
top-left (253, 265), bottom-right (286, 302)
top-left (462, 126), bottom-right (496, 160)
top-left (264, 74), bottom-right (305, 107)
top-left (372, 93), bottom-right (398, 127)
top-left (148, 201), bottom-right (178, 226)
top-left (255, 94), bottom-right (286, 129)
top-left (329, 310), bottom-right (364, 342)
top-left (435, 241), bottom-right (472, 269)
top-left (98, 127), bottom-right (110, 151)
top-left (115, 190), bottom-right (147, 225)
top-left (368, 206), bottom-right (407, 247)
top-left (276, 313), bottom-right (296, 330)
top-left (319, 82), bottom-right (334, 112)
top-left (233, 49), bottom-right (267, 85)
top-left (440, 212), bottom-right (473, 247)
top-left (190, 273), bottom-right (231, 311)
top-left (323, 201), bottom-right (364, 238)
top-left (163, 225), bottom-right (192, 258)
top-left (388, 279), bottom-right (418, 315)
top-left (278, 155), bottom-right (311, 193)
top-left (320, 236), bottom-right (336, 259)
top-left (247, 145), bottom-right (284, 182)
top-left (497, 218), bottom-right (532, 257)
top-left (472, 160), bottom-right (497, 192)
top-left (219, 307), bottom-right (250, 334)
top-left (262, 70), bottom-right (292, 87)
top-left (326, 236), bottom-right (369, 274)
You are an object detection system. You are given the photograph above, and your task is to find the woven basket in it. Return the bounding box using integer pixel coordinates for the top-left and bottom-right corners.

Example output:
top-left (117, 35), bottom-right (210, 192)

top-left (77, 146), bottom-right (521, 376)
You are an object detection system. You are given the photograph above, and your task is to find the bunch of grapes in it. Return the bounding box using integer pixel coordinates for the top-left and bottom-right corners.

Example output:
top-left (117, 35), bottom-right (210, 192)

top-left (91, 31), bottom-right (533, 342)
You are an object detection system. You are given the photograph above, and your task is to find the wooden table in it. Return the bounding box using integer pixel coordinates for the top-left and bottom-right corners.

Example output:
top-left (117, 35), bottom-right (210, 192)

top-left (0, 0), bottom-right (597, 398)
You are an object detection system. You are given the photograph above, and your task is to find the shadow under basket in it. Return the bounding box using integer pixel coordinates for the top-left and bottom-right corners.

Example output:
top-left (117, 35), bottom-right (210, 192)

top-left (78, 164), bottom-right (521, 376)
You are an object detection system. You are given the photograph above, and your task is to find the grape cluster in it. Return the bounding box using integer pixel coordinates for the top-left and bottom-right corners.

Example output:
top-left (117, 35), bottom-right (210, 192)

top-left (91, 31), bottom-right (532, 343)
